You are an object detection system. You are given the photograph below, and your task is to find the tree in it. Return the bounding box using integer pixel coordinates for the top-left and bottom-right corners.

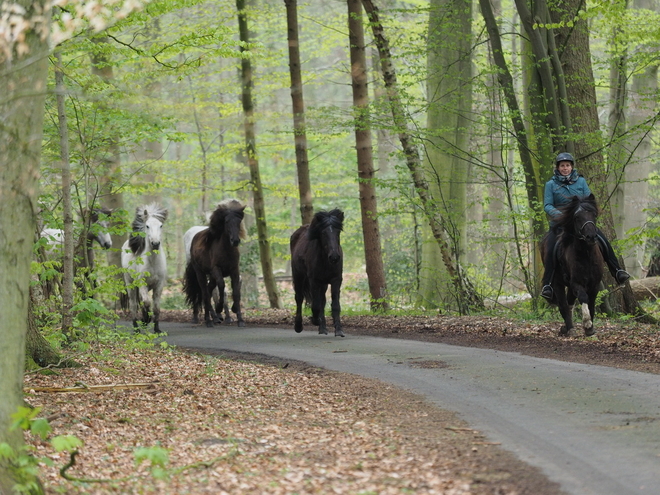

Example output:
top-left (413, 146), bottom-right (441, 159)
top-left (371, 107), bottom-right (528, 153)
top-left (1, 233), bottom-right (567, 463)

top-left (237, 0), bottom-right (282, 309)
top-left (347, 0), bottom-right (388, 311)
top-left (418, 0), bottom-right (473, 308)
top-left (54, 51), bottom-right (75, 335)
top-left (0, 0), bottom-right (51, 490)
top-left (362, 0), bottom-right (482, 313)
top-left (284, 0), bottom-right (314, 226)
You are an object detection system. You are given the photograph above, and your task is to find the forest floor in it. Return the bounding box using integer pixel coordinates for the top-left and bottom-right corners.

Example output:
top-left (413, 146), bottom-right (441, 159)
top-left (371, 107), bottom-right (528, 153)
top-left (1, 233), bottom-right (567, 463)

top-left (24, 308), bottom-right (660, 494)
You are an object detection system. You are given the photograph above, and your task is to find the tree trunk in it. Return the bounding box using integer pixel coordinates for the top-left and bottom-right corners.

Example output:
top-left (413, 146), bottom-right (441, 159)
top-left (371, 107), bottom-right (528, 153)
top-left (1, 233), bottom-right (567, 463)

top-left (0, 0), bottom-right (50, 489)
top-left (347, 0), bottom-right (388, 311)
top-left (90, 38), bottom-right (126, 299)
top-left (237, 0), bottom-right (282, 309)
top-left (418, 0), bottom-right (472, 307)
top-left (479, 0), bottom-right (543, 297)
top-left (550, 0), bottom-right (643, 316)
top-left (54, 52), bottom-right (75, 335)
top-left (362, 0), bottom-right (483, 313)
top-left (284, 0), bottom-right (314, 226)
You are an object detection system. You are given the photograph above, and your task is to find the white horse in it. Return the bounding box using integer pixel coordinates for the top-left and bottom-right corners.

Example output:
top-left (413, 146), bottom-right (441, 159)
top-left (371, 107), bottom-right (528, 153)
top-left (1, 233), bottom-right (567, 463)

top-left (121, 204), bottom-right (168, 333)
top-left (40, 207), bottom-right (113, 269)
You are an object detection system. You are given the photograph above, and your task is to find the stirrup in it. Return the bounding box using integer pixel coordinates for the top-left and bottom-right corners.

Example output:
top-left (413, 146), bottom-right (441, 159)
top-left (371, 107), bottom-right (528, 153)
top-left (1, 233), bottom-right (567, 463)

top-left (615, 269), bottom-right (630, 286)
top-left (541, 285), bottom-right (554, 301)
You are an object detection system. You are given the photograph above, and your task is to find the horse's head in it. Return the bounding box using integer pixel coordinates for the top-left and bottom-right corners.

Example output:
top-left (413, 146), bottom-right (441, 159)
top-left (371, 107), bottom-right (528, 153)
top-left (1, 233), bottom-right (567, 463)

top-left (308, 209), bottom-right (344, 264)
top-left (132, 204), bottom-right (168, 253)
top-left (558, 194), bottom-right (599, 246)
top-left (87, 207), bottom-right (113, 250)
top-left (210, 199), bottom-right (246, 247)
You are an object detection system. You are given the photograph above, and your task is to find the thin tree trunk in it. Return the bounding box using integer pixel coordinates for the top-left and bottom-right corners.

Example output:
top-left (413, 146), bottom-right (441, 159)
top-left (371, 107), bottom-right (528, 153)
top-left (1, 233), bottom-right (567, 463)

top-left (361, 0), bottom-right (482, 313)
top-left (347, 0), bottom-right (388, 311)
top-left (54, 52), bottom-right (75, 335)
top-left (237, 0), bottom-right (282, 309)
top-left (284, 0), bottom-right (314, 226)
top-left (0, 0), bottom-right (50, 488)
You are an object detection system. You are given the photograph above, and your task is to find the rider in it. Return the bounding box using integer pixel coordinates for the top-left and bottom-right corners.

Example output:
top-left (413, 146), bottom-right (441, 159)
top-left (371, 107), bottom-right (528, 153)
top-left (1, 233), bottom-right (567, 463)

top-left (540, 152), bottom-right (630, 302)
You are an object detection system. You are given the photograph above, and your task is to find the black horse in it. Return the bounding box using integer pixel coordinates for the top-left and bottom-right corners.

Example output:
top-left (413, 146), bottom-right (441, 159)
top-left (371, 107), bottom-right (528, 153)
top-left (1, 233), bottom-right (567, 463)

top-left (183, 199), bottom-right (246, 328)
top-left (540, 194), bottom-right (604, 337)
top-left (290, 209), bottom-right (345, 337)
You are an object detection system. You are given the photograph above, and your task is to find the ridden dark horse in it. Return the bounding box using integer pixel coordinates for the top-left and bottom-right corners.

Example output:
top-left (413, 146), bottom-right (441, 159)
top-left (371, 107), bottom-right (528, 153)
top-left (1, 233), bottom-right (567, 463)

top-left (183, 199), bottom-right (246, 328)
top-left (290, 209), bottom-right (345, 337)
top-left (540, 194), bottom-right (604, 337)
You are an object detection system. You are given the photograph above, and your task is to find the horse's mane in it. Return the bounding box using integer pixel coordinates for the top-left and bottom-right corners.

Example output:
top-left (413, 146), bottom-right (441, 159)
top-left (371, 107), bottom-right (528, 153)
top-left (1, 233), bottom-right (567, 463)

top-left (129, 203), bottom-right (168, 254)
top-left (554, 195), bottom-right (598, 233)
top-left (307, 209), bottom-right (344, 240)
top-left (207, 199), bottom-right (247, 240)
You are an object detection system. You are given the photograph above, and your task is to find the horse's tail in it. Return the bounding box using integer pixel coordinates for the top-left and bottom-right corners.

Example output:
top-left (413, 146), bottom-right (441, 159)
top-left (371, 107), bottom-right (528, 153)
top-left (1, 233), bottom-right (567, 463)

top-left (182, 261), bottom-right (203, 308)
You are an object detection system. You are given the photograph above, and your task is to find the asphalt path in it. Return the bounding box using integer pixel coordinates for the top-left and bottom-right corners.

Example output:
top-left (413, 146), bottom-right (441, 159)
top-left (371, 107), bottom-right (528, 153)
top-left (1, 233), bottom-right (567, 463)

top-left (145, 321), bottom-right (660, 495)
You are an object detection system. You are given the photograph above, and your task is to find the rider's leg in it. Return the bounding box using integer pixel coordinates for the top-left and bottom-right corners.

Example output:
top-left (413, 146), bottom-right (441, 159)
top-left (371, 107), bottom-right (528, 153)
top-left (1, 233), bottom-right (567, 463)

top-left (541, 230), bottom-right (557, 300)
top-left (596, 228), bottom-right (630, 286)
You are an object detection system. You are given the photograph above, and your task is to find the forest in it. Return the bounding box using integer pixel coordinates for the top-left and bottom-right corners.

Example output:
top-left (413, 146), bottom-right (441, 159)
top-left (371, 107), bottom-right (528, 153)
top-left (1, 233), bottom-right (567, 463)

top-left (3, 0), bottom-right (660, 489)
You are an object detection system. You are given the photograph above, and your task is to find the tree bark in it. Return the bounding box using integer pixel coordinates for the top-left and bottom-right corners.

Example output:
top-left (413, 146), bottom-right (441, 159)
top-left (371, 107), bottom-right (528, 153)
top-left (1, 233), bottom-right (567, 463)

top-left (418, 0), bottom-right (472, 307)
top-left (347, 0), bottom-right (388, 311)
top-left (0, 0), bottom-right (50, 489)
top-left (284, 0), bottom-right (314, 226)
top-left (54, 51), bottom-right (75, 335)
top-left (237, 0), bottom-right (282, 309)
top-left (362, 0), bottom-right (483, 313)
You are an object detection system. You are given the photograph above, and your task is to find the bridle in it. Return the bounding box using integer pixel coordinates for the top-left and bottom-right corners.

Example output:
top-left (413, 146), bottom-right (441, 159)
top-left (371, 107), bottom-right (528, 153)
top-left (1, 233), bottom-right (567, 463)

top-left (574, 206), bottom-right (597, 241)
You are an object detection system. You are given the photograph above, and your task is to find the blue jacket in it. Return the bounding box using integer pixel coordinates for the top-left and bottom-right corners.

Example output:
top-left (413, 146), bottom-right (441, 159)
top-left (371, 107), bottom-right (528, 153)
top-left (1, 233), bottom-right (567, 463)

top-left (544, 169), bottom-right (591, 225)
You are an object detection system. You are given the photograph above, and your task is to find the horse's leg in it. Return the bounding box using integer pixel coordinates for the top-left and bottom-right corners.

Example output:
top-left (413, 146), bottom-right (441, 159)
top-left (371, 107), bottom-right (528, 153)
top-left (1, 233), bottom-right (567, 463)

top-left (312, 283), bottom-right (328, 335)
top-left (139, 285), bottom-right (152, 324)
top-left (195, 270), bottom-right (215, 327)
top-left (555, 286), bottom-right (575, 337)
top-left (128, 286), bottom-right (140, 332)
top-left (230, 274), bottom-right (244, 327)
top-left (583, 287), bottom-right (599, 337)
top-left (294, 287), bottom-right (304, 333)
top-left (207, 279), bottom-right (222, 324)
top-left (152, 283), bottom-right (163, 334)
top-left (211, 287), bottom-right (226, 323)
top-left (221, 286), bottom-right (233, 324)
top-left (330, 279), bottom-right (343, 337)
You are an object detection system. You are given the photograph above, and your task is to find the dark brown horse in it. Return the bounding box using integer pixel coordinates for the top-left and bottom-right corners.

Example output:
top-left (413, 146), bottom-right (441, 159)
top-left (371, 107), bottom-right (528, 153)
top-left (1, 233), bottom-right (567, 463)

top-left (290, 209), bottom-right (345, 337)
top-left (183, 199), bottom-right (246, 328)
top-left (540, 194), bottom-right (604, 337)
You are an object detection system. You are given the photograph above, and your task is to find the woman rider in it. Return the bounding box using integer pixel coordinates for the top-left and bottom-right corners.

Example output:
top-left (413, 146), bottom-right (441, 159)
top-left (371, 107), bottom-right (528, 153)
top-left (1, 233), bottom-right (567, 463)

top-left (540, 152), bottom-right (630, 301)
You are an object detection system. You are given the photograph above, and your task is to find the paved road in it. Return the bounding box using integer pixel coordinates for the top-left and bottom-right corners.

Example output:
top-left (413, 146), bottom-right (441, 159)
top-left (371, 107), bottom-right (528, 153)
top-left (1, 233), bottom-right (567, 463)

top-left (151, 321), bottom-right (660, 495)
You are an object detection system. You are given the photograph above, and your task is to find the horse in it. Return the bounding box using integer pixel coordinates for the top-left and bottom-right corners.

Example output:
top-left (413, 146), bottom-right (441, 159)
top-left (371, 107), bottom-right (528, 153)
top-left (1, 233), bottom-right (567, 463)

top-left (290, 208), bottom-right (345, 337)
top-left (40, 206), bottom-right (113, 271)
top-left (540, 194), bottom-right (604, 337)
top-left (183, 225), bottom-right (231, 324)
top-left (121, 204), bottom-right (168, 333)
top-left (182, 199), bottom-right (246, 328)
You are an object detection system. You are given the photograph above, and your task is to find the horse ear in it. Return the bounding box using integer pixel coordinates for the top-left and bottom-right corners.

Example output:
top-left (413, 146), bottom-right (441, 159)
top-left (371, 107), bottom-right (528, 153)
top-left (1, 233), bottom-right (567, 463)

top-left (161, 209), bottom-right (169, 223)
top-left (588, 193), bottom-right (596, 201)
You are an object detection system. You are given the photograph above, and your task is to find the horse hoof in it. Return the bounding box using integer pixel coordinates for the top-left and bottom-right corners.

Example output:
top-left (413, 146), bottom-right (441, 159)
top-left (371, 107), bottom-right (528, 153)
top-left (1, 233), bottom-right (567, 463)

top-left (584, 326), bottom-right (595, 337)
top-left (294, 325), bottom-right (303, 333)
top-left (335, 330), bottom-right (345, 337)
top-left (192, 317), bottom-right (199, 324)
top-left (318, 328), bottom-right (328, 335)
top-left (559, 325), bottom-right (569, 337)
top-left (238, 321), bottom-right (245, 328)
top-left (205, 321), bottom-right (214, 328)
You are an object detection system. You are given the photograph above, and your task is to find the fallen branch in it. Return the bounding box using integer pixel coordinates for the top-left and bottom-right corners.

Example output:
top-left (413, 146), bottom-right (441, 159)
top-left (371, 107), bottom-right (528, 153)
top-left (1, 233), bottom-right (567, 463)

top-left (27, 383), bottom-right (157, 393)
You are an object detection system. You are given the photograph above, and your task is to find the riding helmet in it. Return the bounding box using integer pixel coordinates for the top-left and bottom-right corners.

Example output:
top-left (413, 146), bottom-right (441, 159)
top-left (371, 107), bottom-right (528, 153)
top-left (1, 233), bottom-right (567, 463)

top-left (555, 152), bottom-right (574, 166)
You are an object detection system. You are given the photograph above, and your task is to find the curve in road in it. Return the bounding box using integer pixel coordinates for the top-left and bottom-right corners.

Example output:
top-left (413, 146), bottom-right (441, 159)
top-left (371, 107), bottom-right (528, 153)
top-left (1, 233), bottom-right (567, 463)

top-left (154, 322), bottom-right (660, 495)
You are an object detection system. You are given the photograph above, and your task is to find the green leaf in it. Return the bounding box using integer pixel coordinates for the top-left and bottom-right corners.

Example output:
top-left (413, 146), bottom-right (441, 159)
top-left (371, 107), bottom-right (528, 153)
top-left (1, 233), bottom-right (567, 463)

top-left (30, 418), bottom-right (52, 440)
top-left (134, 446), bottom-right (169, 468)
top-left (51, 435), bottom-right (84, 452)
